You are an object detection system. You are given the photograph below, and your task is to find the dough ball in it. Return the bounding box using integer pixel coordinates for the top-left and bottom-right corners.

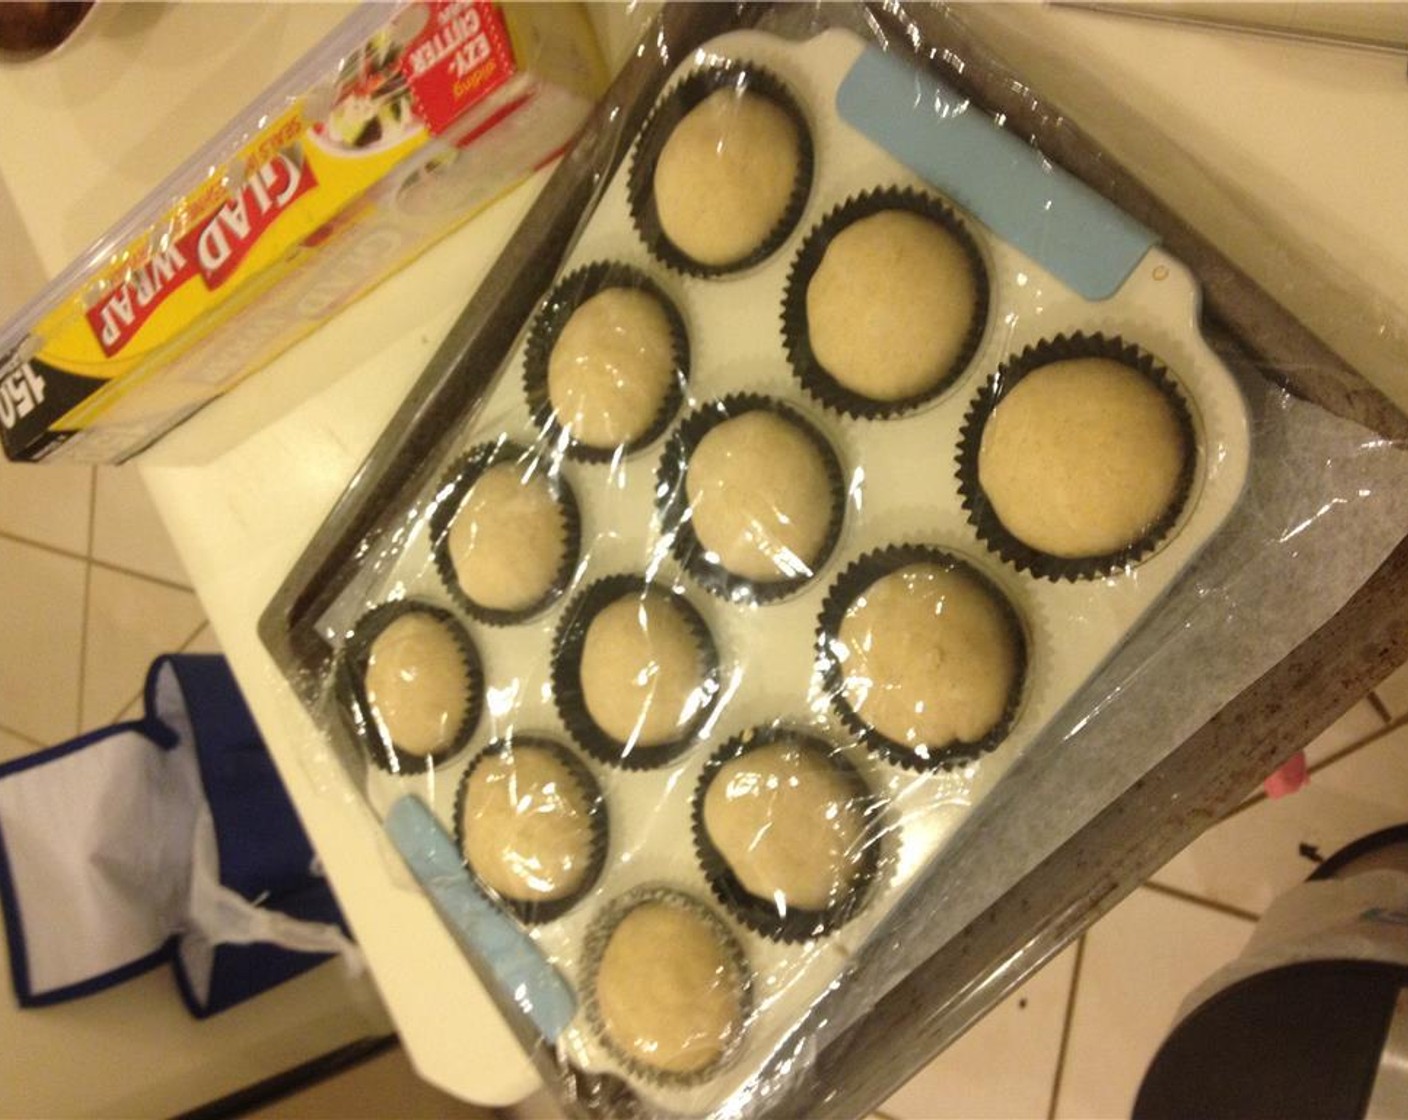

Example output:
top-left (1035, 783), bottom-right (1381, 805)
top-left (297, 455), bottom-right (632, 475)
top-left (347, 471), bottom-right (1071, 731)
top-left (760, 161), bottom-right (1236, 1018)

top-left (364, 612), bottom-right (470, 757)
top-left (579, 591), bottom-right (708, 748)
top-left (447, 461), bottom-right (568, 613)
top-left (653, 89), bottom-right (801, 267)
top-left (594, 899), bottom-right (745, 1075)
top-left (703, 739), bottom-right (866, 911)
top-left (685, 410), bottom-right (835, 582)
top-left (806, 210), bottom-right (979, 402)
top-left (977, 357), bottom-right (1188, 559)
top-left (461, 744), bottom-right (595, 903)
top-left (549, 287), bottom-right (677, 451)
top-left (836, 563), bottom-right (1019, 749)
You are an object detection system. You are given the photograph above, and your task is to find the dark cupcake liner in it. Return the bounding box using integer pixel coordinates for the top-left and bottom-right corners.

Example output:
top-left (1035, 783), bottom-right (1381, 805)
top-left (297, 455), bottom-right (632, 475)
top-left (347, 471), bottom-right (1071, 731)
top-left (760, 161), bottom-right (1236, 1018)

top-left (581, 884), bottom-right (753, 1088)
top-left (427, 439), bottom-right (581, 625)
top-left (781, 186), bottom-right (991, 420)
top-left (335, 600), bottom-right (483, 776)
top-left (656, 394), bottom-right (846, 606)
top-left (690, 725), bottom-right (888, 943)
top-left (452, 734), bottom-right (608, 925)
top-left (626, 62), bottom-right (814, 279)
top-left (523, 261), bottom-right (690, 465)
top-left (815, 544), bottom-right (1028, 773)
top-left (955, 331), bottom-right (1199, 581)
top-left (551, 575), bottom-right (722, 771)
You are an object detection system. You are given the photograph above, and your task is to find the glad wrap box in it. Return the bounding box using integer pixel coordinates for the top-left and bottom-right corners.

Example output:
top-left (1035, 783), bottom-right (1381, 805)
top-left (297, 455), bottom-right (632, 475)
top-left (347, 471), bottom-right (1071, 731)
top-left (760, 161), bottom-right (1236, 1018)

top-left (0, 1), bottom-right (604, 464)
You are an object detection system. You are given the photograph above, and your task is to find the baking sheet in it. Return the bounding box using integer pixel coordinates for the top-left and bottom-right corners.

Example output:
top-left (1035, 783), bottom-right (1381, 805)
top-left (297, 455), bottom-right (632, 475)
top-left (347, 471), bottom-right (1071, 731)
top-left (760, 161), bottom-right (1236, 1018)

top-left (255, 3), bottom-right (1408, 1115)
top-left (308, 25), bottom-right (1254, 1115)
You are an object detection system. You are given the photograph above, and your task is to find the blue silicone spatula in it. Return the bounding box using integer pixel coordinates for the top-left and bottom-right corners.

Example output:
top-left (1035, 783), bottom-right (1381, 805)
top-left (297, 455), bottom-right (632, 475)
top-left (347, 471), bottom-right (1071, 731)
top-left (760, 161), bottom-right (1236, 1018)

top-left (382, 794), bottom-right (577, 1045)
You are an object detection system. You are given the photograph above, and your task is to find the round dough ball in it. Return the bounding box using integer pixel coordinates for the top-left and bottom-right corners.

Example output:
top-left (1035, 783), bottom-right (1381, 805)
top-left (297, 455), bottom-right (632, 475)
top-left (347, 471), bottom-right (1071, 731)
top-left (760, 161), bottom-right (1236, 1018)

top-left (703, 740), bottom-right (866, 911)
top-left (977, 357), bottom-right (1188, 559)
top-left (653, 89), bottom-right (801, 267)
top-left (836, 563), bottom-right (1019, 749)
top-left (447, 461), bottom-right (567, 613)
top-left (685, 411), bottom-right (835, 583)
top-left (460, 745), bottom-right (595, 903)
top-left (595, 899), bottom-right (745, 1075)
top-left (579, 592), bottom-right (708, 748)
top-left (364, 612), bottom-right (470, 757)
top-left (548, 288), bottom-right (676, 451)
top-left (806, 210), bottom-right (979, 402)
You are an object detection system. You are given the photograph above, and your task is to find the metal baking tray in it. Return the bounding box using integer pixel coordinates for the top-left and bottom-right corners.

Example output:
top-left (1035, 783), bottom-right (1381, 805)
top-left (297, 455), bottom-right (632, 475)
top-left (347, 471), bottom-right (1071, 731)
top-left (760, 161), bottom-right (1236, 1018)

top-left (259, 4), bottom-right (1408, 1115)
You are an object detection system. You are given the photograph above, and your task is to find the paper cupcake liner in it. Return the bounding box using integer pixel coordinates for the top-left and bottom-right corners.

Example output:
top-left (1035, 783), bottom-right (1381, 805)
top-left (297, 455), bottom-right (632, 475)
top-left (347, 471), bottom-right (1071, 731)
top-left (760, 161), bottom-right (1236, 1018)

top-left (428, 439), bottom-right (581, 626)
top-left (781, 186), bottom-right (991, 420)
top-left (627, 62), bottom-right (814, 279)
top-left (656, 393), bottom-right (846, 606)
top-left (523, 261), bottom-right (690, 465)
top-left (690, 725), bottom-right (889, 943)
top-left (551, 575), bottom-right (722, 771)
top-left (955, 332), bottom-right (1200, 581)
top-left (815, 544), bottom-right (1028, 773)
top-left (336, 600), bottom-right (483, 776)
top-left (452, 734), bottom-right (608, 925)
top-left (580, 884), bottom-right (753, 1089)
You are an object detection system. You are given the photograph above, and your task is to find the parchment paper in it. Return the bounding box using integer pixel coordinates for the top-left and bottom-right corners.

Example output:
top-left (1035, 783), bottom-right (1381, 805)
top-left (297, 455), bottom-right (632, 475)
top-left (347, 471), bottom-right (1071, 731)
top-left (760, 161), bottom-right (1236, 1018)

top-left (782, 369), bottom-right (1408, 1093)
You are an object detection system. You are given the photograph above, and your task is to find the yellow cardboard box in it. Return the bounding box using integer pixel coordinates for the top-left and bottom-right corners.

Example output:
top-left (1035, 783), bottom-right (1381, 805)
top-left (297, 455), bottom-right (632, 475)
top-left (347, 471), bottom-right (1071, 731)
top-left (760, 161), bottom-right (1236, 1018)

top-left (0, 1), bottom-right (603, 462)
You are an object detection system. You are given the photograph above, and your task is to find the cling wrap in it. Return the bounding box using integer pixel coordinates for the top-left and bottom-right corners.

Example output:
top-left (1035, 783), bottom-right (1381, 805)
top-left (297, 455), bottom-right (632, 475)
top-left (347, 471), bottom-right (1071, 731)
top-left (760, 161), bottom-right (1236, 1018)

top-left (266, 4), bottom-right (1408, 1116)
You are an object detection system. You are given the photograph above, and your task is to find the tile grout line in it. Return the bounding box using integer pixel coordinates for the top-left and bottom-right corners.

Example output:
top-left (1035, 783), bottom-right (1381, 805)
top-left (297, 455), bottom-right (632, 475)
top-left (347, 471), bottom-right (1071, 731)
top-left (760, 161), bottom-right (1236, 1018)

top-left (1304, 715), bottom-right (1408, 774)
top-left (0, 526), bottom-right (86, 565)
top-left (90, 556), bottom-right (195, 595)
top-left (1368, 690), bottom-right (1394, 724)
top-left (1215, 709), bottom-right (1408, 825)
top-left (0, 527), bottom-right (195, 594)
top-left (102, 620), bottom-right (213, 726)
top-left (177, 623), bottom-right (213, 653)
top-left (1141, 879), bottom-right (1259, 924)
top-left (73, 472), bottom-right (101, 735)
top-left (75, 562), bottom-right (94, 737)
top-left (0, 720), bottom-right (46, 749)
top-left (85, 465), bottom-right (96, 555)
top-left (1141, 711), bottom-right (1408, 925)
top-left (1045, 934), bottom-right (1085, 1120)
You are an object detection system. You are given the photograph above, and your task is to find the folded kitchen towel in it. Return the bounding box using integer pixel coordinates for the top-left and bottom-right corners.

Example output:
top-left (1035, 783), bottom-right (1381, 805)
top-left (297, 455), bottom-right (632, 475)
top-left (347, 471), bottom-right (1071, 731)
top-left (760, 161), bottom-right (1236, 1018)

top-left (0, 654), bottom-right (358, 1017)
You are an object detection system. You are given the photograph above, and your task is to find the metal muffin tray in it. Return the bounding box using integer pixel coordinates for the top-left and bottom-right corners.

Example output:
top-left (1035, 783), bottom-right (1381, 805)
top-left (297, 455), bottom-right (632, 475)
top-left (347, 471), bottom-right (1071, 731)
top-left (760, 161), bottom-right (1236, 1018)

top-left (270, 24), bottom-right (1249, 1116)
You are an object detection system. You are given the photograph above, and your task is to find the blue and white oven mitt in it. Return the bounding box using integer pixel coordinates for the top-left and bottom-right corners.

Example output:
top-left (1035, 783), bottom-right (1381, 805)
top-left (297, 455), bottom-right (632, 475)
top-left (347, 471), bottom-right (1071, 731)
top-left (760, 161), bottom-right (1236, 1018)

top-left (0, 654), bottom-right (360, 1017)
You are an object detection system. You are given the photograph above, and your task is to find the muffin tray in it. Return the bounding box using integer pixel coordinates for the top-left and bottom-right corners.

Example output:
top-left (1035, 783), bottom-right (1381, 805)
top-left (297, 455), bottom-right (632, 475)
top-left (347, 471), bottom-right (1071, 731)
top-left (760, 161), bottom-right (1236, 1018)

top-left (312, 27), bottom-right (1251, 1115)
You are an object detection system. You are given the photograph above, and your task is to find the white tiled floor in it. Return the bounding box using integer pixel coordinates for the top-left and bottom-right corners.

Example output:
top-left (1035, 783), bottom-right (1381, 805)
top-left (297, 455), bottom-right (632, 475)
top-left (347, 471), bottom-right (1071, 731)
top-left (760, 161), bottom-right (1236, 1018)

top-left (1052, 889), bottom-right (1254, 1120)
top-left (90, 465), bottom-right (192, 588)
top-left (0, 457), bottom-right (93, 554)
top-left (1, 460), bottom-right (1407, 1119)
top-left (885, 945), bottom-right (1079, 1120)
top-left (0, 726), bottom-right (34, 766)
top-left (0, 466), bottom-right (411, 1119)
top-left (0, 462), bottom-right (213, 755)
top-left (0, 535), bottom-right (89, 743)
top-left (880, 696), bottom-right (1408, 1120)
top-left (1152, 721), bottom-right (1408, 916)
top-left (1374, 659), bottom-right (1408, 720)
top-left (82, 565), bottom-right (206, 727)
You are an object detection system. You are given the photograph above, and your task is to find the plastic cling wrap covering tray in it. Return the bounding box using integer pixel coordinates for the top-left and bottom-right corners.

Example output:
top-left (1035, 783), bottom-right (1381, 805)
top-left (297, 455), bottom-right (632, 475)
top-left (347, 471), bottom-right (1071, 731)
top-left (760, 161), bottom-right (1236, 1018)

top-left (304, 24), bottom-right (1257, 1116)
top-left (257, 4), bottom-right (1408, 1117)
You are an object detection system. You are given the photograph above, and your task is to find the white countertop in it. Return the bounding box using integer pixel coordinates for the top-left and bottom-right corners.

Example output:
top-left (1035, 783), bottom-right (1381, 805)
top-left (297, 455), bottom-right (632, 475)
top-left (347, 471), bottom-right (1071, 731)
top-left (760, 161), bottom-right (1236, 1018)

top-left (3, 1), bottom-right (1407, 1108)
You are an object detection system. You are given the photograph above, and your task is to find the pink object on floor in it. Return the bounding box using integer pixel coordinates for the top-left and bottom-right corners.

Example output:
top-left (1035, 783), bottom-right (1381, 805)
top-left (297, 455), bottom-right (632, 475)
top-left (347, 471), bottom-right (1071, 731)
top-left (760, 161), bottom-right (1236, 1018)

top-left (1263, 751), bottom-right (1309, 798)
